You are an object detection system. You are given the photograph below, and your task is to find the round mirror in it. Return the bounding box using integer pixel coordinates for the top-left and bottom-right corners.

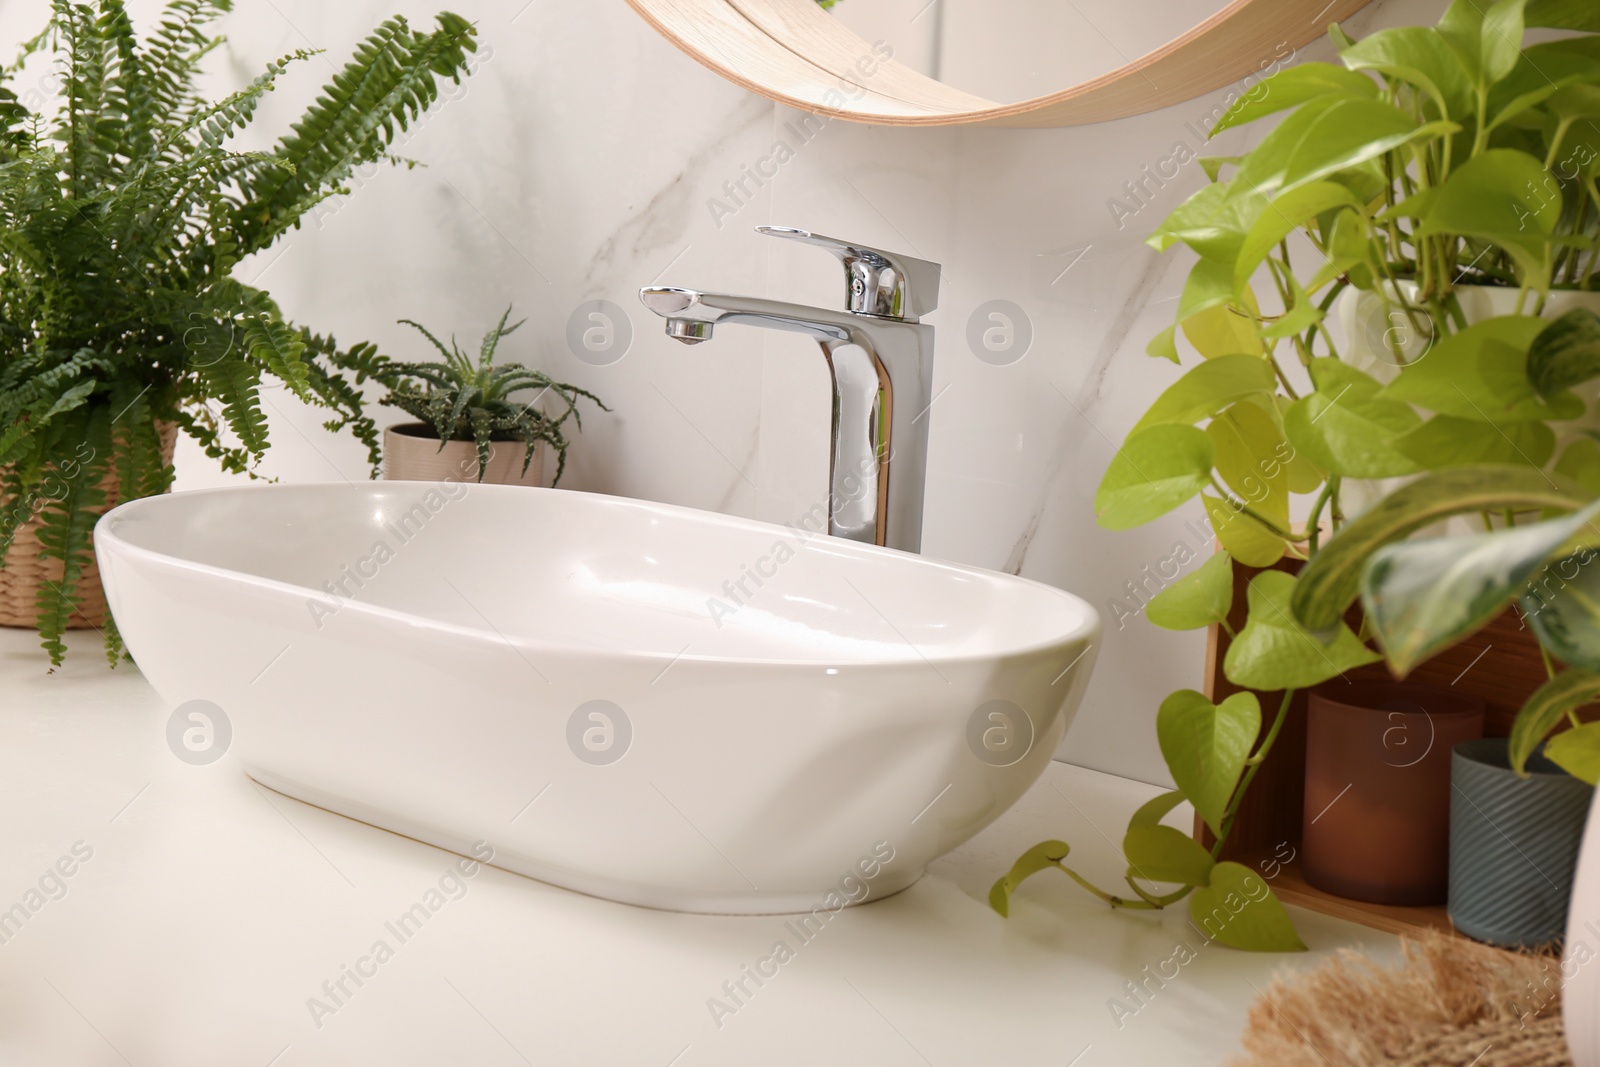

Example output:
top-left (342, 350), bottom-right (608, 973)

top-left (626, 0), bottom-right (1376, 127)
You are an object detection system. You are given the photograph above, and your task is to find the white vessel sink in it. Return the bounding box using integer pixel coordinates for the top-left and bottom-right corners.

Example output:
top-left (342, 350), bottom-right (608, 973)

top-left (96, 483), bottom-right (1099, 913)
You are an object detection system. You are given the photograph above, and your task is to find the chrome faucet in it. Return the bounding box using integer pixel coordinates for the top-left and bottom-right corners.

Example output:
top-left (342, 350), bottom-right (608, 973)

top-left (639, 226), bottom-right (940, 553)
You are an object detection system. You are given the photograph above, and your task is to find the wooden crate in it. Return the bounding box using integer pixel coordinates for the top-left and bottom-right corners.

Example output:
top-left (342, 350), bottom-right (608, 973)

top-left (1197, 557), bottom-right (1591, 937)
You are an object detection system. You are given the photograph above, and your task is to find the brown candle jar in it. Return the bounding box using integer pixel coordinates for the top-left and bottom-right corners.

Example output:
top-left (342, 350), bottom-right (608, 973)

top-left (1303, 681), bottom-right (1485, 905)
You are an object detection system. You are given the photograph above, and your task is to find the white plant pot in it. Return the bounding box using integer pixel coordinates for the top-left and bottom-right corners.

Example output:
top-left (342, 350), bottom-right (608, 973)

top-left (382, 423), bottom-right (544, 486)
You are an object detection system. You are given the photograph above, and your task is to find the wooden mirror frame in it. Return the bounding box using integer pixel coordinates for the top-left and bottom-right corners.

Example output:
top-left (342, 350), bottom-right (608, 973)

top-left (627, 0), bottom-right (1376, 127)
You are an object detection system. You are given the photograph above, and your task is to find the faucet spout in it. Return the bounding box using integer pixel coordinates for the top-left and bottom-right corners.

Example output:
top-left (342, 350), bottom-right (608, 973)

top-left (637, 231), bottom-right (939, 554)
top-left (640, 286), bottom-right (852, 344)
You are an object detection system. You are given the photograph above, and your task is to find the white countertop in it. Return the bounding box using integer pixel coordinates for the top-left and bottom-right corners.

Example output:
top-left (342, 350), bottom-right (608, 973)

top-left (0, 629), bottom-right (1398, 1067)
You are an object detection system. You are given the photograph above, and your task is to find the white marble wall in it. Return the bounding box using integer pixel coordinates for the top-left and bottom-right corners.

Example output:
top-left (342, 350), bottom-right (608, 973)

top-left (5, 0), bottom-right (1435, 785)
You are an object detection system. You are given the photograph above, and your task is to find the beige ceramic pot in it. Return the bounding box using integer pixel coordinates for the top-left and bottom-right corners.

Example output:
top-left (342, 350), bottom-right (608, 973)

top-left (383, 423), bottom-right (544, 487)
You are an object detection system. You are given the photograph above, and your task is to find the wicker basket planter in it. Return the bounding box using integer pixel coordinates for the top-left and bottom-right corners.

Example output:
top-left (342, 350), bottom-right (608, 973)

top-left (0, 421), bottom-right (178, 630)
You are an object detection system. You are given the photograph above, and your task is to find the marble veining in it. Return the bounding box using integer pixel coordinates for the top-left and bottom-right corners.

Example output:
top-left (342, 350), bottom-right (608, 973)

top-left (582, 95), bottom-right (775, 292)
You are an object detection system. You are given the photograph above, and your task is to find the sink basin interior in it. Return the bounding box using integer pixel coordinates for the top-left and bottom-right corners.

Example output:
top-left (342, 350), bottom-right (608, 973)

top-left (104, 483), bottom-right (1094, 664)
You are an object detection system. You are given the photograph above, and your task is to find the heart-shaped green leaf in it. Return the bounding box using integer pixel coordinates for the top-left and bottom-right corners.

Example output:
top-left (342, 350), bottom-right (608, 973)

top-left (1227, 571), bottom-right (1381, 689)
top-left (1232, 96), bottom-right (1347, 198)
top-left (1179, 255), bottom-right (1238, 323)
top-left (1199, 155), bottom-right (1243, 182)
top-left (1149, 183), bottom-right (1269, 264)
top-left (1259, 272), bottom-right (1326, 341)
top-left (1291, 466), bottom-right (1593, 632)
top-left (1383, 316), bottom-right (1585, 422)
top-left (1147, 323), bottom-right (1180, 363)
top-left (1286, 359), bottom-right (1422, 478)
top-left (1182, 297), bottom-right (1264, 359)
top-left (1209, 402), bottom-right (1291, 526)
top-left (988, 840), bottom-right (1070, 917)
top-left (1276, 100), bottom-right (1456, 197)
top-left (1394, 415), bottom-right (1555, 469)
top-left (1188, 862), bottom-right (1307, 951)
top-left (1339, 26), bottom-right (1475, 117)
top-left (1549, 83), bottom-right (1600, 123)
top-left (1480, 0), bottom-right (1528, 83)
top-left (1146, 551), bottom-right (1235, 631)
top-left (1523, 547), bottom-right (1600, 672)
top-left (1157, 689), bottom-right (1261, 837)
top-left (1528, 308), bottom-right (1600, 399)
top-left (1233, 182), bottom-right (1364, 295)
top-left (1485, 66), bottom-right (1581, 133)
top-left (1546, 721), bottom-right (1600, 785)
top-left (1556, 437), bottom-right (1600, 498)
top-left (1095, 425), bottom-right (1214, 531)
top-left (1528, 0), bottom-right (1600, 30)
top-left (1123, 824), bottom-right (1215, 886)
top-left (1274, 395), bottom-right (1327, 494)
top-left (1210, 62), bottom-right (1381, 135)
top-left (1509, 670), bottom-right (1600, 775)
top-left (1128, 790), bottom-right (1187, 829)
top-left (1148, 182), bottom-right (1228, 253)
top-left (1363, 502), bottom-right (1600, 676)
top-left (1204, 494), bottom-right (1288, 568)
top-left (1131, 355), bottom-right (1277, 433)
top-left (1439, 0), bottom-right (1526, 84)
top-left (1419, 151), bottom-right (1560, 285)
top-left (1308, 208), bottom-right (1380, 292)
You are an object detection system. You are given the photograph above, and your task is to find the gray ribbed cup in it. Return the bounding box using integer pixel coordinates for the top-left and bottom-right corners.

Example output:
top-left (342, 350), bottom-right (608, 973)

top-left (1449, 738), bottom-right (1594, 948)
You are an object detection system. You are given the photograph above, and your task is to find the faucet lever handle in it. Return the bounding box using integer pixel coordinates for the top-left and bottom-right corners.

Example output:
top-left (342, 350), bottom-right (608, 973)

top-left (756, 226), bottom-right (940, 322)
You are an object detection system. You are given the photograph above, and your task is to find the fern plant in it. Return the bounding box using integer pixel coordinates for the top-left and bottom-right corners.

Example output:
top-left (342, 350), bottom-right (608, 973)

top-left (378, 308), bottom-right (607, 485)
top-left (0, 0), bottom-right (479, 665)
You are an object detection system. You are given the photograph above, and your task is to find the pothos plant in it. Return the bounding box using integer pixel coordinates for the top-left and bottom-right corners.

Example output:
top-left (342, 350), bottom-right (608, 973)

top-left (0, 0), bottom-right (478, 665)
top-left (991, 0), bottom-right (1600, 951)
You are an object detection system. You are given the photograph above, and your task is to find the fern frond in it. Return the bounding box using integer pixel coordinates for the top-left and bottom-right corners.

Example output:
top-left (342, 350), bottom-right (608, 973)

top-left (31, 403), bottom-right (112, 665)
top-left (238, 302), bottom-right (310, 399)
top-left (109, 381), bottom-right (173, 501)
top-left (0, 420), bottom-right (36, 469)
top-left (55, 0), bottom-right (114, 195)
top-left (94, 0), bottom-right (150, 166)
top-left (0, 348), bottom-right (111, 424)
top-left (136, 0), bottom-right (232, 136)
top-left (298, 329), bottom-right (384, 474)
top-left (0, 86), bottom-right (30, 157)
top-left (322, 337), bottom-right (389, 384)
top-left (236, 13), bottom-right (476, 255)
top-left (165, 49), bottom-right (315, 151)
top-left (170, 405), bottom-right (251, 475)
top-left (199, 352), bottom-right (268, 456)
top-left (3, 22), bottom-right (56, 79)
top-left (101, 608), bottom-right (126, 666)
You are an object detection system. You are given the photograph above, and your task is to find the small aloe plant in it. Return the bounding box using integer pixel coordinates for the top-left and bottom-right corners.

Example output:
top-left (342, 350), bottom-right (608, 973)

top-left (377, 308), bottom-right (607, 484)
